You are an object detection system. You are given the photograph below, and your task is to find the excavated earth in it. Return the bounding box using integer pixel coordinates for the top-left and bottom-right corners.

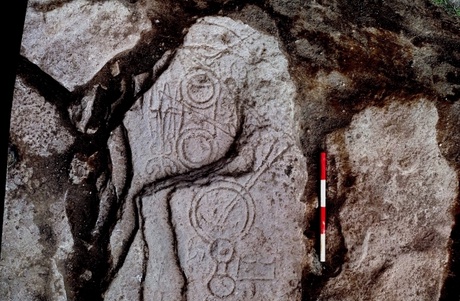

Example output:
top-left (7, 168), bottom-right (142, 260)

top-left (2, 0), bottom-right (460, 301)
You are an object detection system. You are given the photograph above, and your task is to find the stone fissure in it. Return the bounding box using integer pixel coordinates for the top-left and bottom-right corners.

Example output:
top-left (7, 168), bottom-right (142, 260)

top-left (105, 199), bottom-right (139, 286)
top-left (164, 188), bottom-right (189, 301)
top-left (435, 101), bottom-right (460, 301)
top-left (16, 55), bottom-right (77, 135)
top-left (440, 201), bottom-right (460, 301)
top-left (136, 196), bottom-right (148, 301)
top-left (3, 1), bottom-right (460, 301)
top-left (302, 134), bottom-right (350, 301)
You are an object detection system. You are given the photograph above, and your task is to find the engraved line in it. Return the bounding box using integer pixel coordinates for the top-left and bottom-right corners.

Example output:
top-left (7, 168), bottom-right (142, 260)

top-left (164, 110), bottom-right (173, 154)
top-left (214, 190), bottom-right (244, 227)
top-left (246, 142), bottom-right (293, 190)
top-left (200, 20), bottom-right (244, 39)
top-left (159, 83), bottom-right (169, 153)
top-left (197, 20), bottom-right (260, 48)
top-left (156, 106), bottom-right (235, 138)
top-left (214, 188), bottom-right (243, 226)
top-left (216, 142), bottom-right (292, 225)
top-left (221, 200), bottom-right (238, 225)
top-left (181, 45), bottom-right (227, 59)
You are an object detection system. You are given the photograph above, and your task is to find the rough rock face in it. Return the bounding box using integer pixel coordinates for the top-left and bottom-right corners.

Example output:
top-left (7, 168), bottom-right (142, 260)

top-left (3, 0), bottom-right (460, 301)
top-left (1, 78), bottom-right (74, 300)
top-left (321, 99), bottom-right (458, 300)
top-left (9, 78), bottom-right (75, 158)
top-left (21, 0), bottom-right (151, 90)
top-left (107, 16), bottom-right (307, 301)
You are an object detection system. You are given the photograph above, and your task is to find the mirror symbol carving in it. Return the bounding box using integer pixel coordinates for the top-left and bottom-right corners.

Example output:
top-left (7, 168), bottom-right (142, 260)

top-left (112, 16), bottom-right (306, 301)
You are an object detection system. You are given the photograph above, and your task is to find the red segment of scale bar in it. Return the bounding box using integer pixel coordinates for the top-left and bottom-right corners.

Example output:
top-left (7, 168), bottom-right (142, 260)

top-left (320, 207), bottom-right (326, 234)
top-left (320, 152), bottom-right (326, 180)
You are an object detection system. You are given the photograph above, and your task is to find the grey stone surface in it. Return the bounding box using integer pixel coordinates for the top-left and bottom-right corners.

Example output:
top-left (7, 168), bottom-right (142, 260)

top-left (104, 231), bottom-right (144, 301)
top-left (9, 78), bottom-right (74, 158)
top-left (320, 99), bottom-right (458, 300)
top-left (3, 0), bottom-right (460, 300)
top-left (1, 79), bottom-right (74, 301)
top-left (21, 0), bottom-right (151, 90)
top-left (108, 16), bottom-right (308, 300)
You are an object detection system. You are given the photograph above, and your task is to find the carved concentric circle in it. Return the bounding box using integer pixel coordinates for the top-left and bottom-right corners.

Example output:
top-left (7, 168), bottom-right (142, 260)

top-left (190, 181), bottom-right (255, 242)
top-left (181, 69), bottom-right (220, 109)
top-left (208, 275), bottom-right (235, 298)
top-left (177, 129), bottom-right (215, 169)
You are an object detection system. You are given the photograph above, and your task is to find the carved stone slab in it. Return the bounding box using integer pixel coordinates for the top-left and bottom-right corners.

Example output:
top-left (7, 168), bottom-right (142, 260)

top-left (110, 16), bottom-right (307, 300)
top-left (321, 100), bottom-right (458, 300)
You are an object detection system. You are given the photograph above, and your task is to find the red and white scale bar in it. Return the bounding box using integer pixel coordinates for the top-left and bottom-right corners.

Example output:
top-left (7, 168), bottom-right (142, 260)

top-left (320, 152), bottom-right (327, 262)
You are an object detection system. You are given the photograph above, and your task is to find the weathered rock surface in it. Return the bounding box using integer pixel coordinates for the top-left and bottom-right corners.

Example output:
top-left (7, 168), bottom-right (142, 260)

top-left (9, 78), bottom-right (74, 158)
top-left (321, 99), bottom-right (458, 300)
top-left (1, 78), bottom-right (74, 300)
top-left (107, 16), bottom-right (307, 300)
top-left (3, 0), bottom-right (460, 300)
top-left (21, 0), bottom-right (151, 90)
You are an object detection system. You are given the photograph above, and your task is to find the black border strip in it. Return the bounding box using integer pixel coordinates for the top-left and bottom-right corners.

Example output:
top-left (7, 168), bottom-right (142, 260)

top-left (0, 0), bottom-right (28, 256)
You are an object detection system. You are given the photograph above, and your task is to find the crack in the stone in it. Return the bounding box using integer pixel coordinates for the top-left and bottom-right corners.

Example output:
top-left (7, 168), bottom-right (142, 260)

top-left (435, 101), bottom-right (460, 301)
top-left (439, 200), bottom-right (460, 301)
top-left (103, 196), bottom-right (139, 291)
top-left (30, 0), bottom-right (73, 13)
top-left (98, 110), bottom-right (246, 298)
top-left (11, 1), bottom-right (460, 300)
top-left (137, 195), bottom-right (148, 301)
top-left (164, 187), bottom-right (189, 301)
top-left (15, 31), bottom-right (180, 301)
top-left (301, 134), bottom-right (350, 301)
top-left (112, 109), bottom-right (252, 299)
top-left (143, 114), bottom-right (248, 196)
top-left (16, 55), bottom-right (78, 136)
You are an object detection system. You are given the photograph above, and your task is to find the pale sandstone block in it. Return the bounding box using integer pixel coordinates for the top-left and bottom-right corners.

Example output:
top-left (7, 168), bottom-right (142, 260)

top-left (321, 100), bottom-right (458, 301)
top-left (21, 0), bottom-right (151, 90)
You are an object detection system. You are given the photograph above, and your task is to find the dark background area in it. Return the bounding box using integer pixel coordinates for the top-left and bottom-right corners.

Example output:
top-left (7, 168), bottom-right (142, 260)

top-left (1, 0), bottom-right (28, 253)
